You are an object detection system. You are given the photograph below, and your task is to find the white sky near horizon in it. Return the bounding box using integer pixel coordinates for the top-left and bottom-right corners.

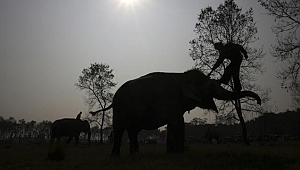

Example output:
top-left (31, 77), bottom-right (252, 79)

top-left (0, 0), bottom-right (294, 123)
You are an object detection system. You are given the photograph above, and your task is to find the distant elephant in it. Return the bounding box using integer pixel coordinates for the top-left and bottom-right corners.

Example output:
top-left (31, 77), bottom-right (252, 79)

top-left (90, 69), bottom-right (261, 156)
top-left (50, 118), bottom-right (91, 145)
top-left (205, 129), bottom-right (220, 144)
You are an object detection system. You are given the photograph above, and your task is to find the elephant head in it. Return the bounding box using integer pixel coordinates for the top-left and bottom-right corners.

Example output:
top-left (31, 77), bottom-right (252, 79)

top-left (80, 120), bottom-right (91, 145)
top-left (181, 70), bottom-right (261, 113)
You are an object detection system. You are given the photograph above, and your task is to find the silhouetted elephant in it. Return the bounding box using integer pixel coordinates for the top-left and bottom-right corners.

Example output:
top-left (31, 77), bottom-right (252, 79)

top-left (90, 70), bottom-right (261, 156)
top-left (50, 118), bottom-right (91, 145)
top-left (205, 128), bottom-right (220, 144)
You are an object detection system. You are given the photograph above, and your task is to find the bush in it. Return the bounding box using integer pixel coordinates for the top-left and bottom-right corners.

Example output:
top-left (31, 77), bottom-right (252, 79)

top-left (47, 142), bottom-right (66, 161)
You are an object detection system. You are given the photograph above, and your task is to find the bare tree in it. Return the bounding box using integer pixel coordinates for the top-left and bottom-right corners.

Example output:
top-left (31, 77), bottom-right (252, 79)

top-left (75, 63), bottom-right (116, 143)
top-left (189, 0), bottom-right (269, 144)
top-left (35, 120), bottom-right (52, 141)
top-left (259, 0), bottom-right (300, 107)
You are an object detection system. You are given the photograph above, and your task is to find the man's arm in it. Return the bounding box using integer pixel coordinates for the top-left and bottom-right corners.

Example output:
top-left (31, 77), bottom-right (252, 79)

top-left (208, 55), bottom-right (225, 77)
top-left (211, 55), bottom-right (224, 71)
top-left (238, 45), bottom-right (248, 59)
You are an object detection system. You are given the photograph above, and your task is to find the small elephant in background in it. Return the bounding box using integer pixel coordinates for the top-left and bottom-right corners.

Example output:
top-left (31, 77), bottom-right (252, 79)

top-left (50, 116), bottom-right (91, 145)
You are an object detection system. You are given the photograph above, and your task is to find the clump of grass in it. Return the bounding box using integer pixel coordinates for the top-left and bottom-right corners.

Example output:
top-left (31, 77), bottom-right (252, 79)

top-left (47, 142), bottom-right (66, 161)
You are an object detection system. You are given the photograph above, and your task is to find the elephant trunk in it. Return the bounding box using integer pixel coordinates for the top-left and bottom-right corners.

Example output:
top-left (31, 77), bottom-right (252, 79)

top-left (210, 80), bottom-right (261, 105)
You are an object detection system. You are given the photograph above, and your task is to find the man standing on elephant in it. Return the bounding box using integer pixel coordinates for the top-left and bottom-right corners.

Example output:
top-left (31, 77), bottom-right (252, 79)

top-left (208, 42), bottom-right (248, 92)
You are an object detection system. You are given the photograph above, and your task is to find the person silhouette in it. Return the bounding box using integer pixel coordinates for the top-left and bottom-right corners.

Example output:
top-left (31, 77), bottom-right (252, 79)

top-left (208, 42), bottom-right (248, 91)
top-left (76, 112), bottom-right (82, 120)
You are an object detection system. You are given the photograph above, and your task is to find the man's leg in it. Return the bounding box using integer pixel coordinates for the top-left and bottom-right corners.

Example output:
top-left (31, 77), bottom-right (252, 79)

top-left (232, 67), bottom-right (242, 91)
top-left (220, 65), bottom-right (233, 85)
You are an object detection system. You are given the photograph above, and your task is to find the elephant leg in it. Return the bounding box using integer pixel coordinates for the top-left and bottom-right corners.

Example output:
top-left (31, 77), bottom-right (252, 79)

top-left (57, 136), bottom-right (61, 143)
top-left (166, 124), bottom-right (174, 153)
top-left (216, 135), bottom-right (220, 144)
top-left (175, 117), bottom-right (185, 153)
top-left (75, 136), bottom-right (79, 146)
top-left (111, 126), bottom-right (126, 156)
top-left (166, 116), bottom-right (185, 153)
top-left (67, 136), bottom-right (73, 145)
top-left (50, 135), bottom-right (54, 144)
top-left (50, 129), bottom-right (57, 144)
top-left (127, 126), bottom-right (141, 154)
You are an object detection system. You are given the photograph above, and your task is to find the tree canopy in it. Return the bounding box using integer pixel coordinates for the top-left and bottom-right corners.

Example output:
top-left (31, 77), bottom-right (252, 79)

top-left (259, 0), bottom-right (300, 107)
top-left (189, 0), bottom-right (267, 123)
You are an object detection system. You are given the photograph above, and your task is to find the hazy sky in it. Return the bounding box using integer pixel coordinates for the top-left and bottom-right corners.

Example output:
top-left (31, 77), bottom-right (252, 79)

top-left (0, 0), bottom-right (294, 123)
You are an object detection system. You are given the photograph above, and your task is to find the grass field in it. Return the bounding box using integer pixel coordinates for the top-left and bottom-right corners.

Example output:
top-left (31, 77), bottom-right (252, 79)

top-left (1, 141), bottom-right (300, 170)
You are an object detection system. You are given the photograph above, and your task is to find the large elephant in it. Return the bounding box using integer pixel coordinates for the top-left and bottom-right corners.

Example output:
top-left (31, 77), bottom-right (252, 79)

top-left (50, 118), bottom-right (91, 145)
top-left (90, 69), bottom-right (261, 156)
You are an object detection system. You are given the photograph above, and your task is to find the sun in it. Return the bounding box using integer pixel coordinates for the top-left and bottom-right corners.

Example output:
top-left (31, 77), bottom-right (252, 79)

top-left (120, 0), bottom-right (138, 5)
top-left (119, 0), bottom-right (139, 8)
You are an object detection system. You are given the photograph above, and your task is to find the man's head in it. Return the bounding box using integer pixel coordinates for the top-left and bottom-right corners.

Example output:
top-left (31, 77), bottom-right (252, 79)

top-left (214, 42), bottom-right (224, 51)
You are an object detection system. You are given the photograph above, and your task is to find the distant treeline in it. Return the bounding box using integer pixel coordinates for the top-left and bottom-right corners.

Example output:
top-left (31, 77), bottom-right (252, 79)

top-left (1, 109), bottom-right (300, 143)
top-left (186, 109), bottom-right (300, 143)
top-left (0, 116), bottom-right (52, 143)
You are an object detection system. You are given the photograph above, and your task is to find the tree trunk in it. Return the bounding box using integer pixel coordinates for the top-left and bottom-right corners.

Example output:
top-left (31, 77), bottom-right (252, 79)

top-left (99, 110), bottom-right (105, 144)
top-left (235, 99), bottom-right (250, 145)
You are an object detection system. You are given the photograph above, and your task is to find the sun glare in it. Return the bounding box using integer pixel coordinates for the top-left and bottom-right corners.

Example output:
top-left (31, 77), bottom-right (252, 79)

top-left (119, 0), bottom-right (139, 8)
top-left (122, 0), bottom-right (137, 4)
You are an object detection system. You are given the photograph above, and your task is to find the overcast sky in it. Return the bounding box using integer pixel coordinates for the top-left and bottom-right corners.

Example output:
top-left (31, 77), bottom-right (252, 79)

top-left (0, 0), bottom-right (294, 123)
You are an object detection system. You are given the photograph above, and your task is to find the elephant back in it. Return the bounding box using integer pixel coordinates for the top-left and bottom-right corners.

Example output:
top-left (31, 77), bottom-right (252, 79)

top-left (183, 69), bottom-right (210, 86)
top-left (51, 118), bottom-right (81, 136)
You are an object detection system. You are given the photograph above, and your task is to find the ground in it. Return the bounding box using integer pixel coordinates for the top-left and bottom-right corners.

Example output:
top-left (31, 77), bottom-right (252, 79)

top-left (1, 141), bottom-right (300, 169)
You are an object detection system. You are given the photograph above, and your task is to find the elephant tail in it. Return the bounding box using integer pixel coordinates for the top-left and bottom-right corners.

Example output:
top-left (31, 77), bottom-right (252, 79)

top-left (89, 104), bottom-right (113, 116)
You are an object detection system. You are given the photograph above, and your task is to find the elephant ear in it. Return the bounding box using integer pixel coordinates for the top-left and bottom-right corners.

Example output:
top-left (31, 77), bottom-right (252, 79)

top-left (181, 72), bottom-right (210, 105)
top-left (197, 97), bottom-right (218, 113)
top-left (181, 81), bottom-right (202, 104)
top-left (198, 80), bottom-right (218, 112)
top-left (181, 79), bottom-right (218, 113)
